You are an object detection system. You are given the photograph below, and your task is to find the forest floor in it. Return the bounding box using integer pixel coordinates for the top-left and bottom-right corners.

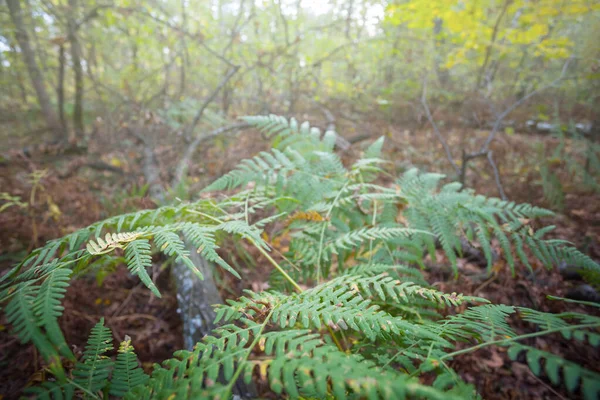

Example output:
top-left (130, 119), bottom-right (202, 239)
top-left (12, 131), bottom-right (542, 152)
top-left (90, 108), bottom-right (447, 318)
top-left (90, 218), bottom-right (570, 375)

top-left (0, 115), bottom-right (599, 399)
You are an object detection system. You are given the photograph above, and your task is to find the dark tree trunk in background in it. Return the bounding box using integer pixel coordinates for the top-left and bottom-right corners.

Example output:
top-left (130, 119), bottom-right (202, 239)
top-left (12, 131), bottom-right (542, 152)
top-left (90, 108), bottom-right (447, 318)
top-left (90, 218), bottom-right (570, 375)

top-left (68, 0), bottom-right (84, 138)
top-left (57, 43), bottom-right (67, 131)
top-left (7, 0), bottom-right (63, 139)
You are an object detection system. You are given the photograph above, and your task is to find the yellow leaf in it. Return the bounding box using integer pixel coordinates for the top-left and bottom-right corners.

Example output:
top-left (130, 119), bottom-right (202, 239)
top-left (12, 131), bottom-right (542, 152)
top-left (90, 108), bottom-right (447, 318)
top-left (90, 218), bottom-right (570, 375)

top-left (109, 157), bottom-right (122, 168)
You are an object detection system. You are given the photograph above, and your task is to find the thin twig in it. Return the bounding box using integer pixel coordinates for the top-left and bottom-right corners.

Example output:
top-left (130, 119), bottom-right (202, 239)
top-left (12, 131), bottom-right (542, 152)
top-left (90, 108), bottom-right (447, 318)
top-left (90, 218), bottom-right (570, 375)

top-left (457, 58), bottom-right (572, 192)
top-left (421, 75), bottom-right (460, 175)
top-left (487, 151), bottom-right (507, 200)
top-left (182, 65), bottom-right (241, 140)
top-left (480, 57), bottom-right (573, 153)
top-left (172, 122), bottom-right (250, 187)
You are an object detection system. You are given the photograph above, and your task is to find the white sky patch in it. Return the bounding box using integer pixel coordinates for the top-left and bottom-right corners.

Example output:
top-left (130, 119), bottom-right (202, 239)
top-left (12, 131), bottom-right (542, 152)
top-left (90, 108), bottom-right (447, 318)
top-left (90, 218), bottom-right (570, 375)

top-left (214, 0), bottom-right (384, 36)
top-left (300, 0), bottom-right (334, 16)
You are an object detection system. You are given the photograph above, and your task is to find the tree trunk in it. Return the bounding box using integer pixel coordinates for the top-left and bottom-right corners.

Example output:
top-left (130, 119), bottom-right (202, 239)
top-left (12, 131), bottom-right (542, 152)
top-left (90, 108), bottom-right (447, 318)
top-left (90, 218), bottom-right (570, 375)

top-left (7, 0), bottom-right (63, 139)
top-left (57, 43), bottom-right (67, 131)
top-left (68, 0), bottom-right (84, 138)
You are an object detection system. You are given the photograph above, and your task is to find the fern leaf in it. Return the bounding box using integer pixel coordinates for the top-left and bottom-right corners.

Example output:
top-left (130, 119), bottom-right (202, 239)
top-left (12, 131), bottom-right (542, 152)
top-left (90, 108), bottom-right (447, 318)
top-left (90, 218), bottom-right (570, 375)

top-left (508, 344), bottom-right (600, 400)
top-left (24, 381), bottom-right (75, 400)
top-left (6, 285), bottom-right (65, 380)
top-left (154, 231), bottom-right (202, 280)
top-left (109, 336), bottom-right (149, 397)
top-left (124, 239), bottom-right (160, 297)
top-left (73, 318), bottom-right (114, 395)
top-left (33, 268), bottom-right (74, 360)
top-left (182, 223), bottom-right (240, 278)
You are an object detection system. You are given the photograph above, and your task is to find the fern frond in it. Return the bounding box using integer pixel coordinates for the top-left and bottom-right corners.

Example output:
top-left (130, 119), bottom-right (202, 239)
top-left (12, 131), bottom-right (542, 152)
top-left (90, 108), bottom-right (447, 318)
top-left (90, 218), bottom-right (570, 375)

top-left (203, 147), bottom-right (305, 192)
top-left (126, 322), bottom-right (462, 400)
top-left (124, 239), bottom-right (160, 297)
top-left (215, 220), bottom-right (266, 249)
top-left (33, 268), bottom-right (74, 360)
top-left (508, 344), bottom-right (600, 400)
top-left (518, 307), bottom-right (600, 346)
top-left (256, 344), bottom-right (463, 400)
top-left (182, 223), bottom-right (240, 278)
top-left (326, 227), bottom-right (424, 255)
top-left (24, 381), bottom-right (75, 400)
top-left (154, 231), bottom-right (202, 280)
top-left (73, 318), bottom-right (114, 395)
top-left (436, 304), bottom-right (516, 342)
top-left (109, 336), bottom-right (149, 397)
top-left (6, 285), bottom-right (65, 379)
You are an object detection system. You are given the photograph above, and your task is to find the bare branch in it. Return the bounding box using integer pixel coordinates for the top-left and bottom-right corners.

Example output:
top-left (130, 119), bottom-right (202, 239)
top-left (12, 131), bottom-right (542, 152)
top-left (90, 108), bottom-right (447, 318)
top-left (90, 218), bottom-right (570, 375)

top-left (183, 65), bottom-right (241, 140)
top-left (75, 4), bottom-right (114, 30)
top-left (480, 57), bottom-right (573, 153)
top-left (305, 95), bottom-right (351, 151)
top-left (172, 122), bottom-right (250, 187)
top-left (487, 151), bottom-right (507, 200)
top-left (421, 75), bottom-right (460, 175)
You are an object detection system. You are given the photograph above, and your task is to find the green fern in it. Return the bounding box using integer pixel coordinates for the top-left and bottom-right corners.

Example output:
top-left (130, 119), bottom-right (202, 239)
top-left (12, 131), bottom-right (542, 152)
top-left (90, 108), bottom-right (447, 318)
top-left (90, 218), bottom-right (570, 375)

top-left (3, 115), bottom-right (600, 400)
top-left (6, 285), bottom-right (66, 380)
top-left (72, 318), bottom-right (114, 396)
top-left (124, 239), bottom-right (159, 297)
top-left (110, 336), bottom-right (149, 397)
top-left (154, 230), bottom-right (203, 279)
top-left (508, 344), bottom-right (600, 400)
top-left (32, 268), bottom-right (74, 360)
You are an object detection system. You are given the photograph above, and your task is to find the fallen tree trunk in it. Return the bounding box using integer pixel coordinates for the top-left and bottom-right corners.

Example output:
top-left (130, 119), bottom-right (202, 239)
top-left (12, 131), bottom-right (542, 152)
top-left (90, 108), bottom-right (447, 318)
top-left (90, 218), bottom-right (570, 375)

top-left (129, 123), bottom-right (255, 398)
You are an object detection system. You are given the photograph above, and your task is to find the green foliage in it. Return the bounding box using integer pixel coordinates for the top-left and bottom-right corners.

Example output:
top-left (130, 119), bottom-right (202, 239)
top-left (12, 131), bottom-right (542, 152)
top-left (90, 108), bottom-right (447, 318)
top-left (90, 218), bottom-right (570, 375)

top-left (23, 319), bottom-right (148, 399)
top-left (110, 336), bottom-right (150, 397)
top-left (508, 344), bottom-right (600, 400)
top-left (3, 116), bottom-right (600, 399)
top-left (73, 318), bottom-right (115, 395)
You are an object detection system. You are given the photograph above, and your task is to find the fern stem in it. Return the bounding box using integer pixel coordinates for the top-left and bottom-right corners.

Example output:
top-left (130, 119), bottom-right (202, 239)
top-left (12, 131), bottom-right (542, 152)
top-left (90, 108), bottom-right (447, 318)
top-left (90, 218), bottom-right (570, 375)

top-left (222, 308), bottom-right (274, 399)
top-left (253, 241), bottom-right (303, 293)
top-left (189, 210), bottom-right (304, 292)
top-left (316, 180), bottom-right (350, 284)
top-left (439, 322), bottom-right (600, 361)
top-left (369, 200), bottom-right (378, 265)
top-left (66, 378), bottom-right (102, 400)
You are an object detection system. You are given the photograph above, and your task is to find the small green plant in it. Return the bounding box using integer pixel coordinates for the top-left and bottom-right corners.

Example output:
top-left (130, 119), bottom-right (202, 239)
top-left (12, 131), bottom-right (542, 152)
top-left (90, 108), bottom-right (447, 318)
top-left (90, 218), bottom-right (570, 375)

top-left (24, 319), bottom-right (148, 399)
top-left (2, 115), bottom-right (599, 399)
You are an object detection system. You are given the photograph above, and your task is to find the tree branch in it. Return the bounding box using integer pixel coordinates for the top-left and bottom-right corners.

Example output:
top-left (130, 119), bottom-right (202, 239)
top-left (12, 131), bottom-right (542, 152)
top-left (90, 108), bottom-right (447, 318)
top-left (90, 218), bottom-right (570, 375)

top-left (487, 151), bottom-right (507, 200)
top-left (172, 122), bottom-right (250, 187)
top-left (480, 57), bottom-right (573, 153)
top-left (421, 75), bottom-right (460, 176)
top-left (182, 65), bottom-right (241, 140)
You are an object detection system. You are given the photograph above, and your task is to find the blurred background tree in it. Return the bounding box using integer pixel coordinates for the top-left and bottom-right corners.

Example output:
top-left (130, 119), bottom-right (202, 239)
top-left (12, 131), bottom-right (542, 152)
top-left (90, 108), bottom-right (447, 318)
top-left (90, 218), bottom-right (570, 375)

top-left (1, 0), bottom-right (597, 148)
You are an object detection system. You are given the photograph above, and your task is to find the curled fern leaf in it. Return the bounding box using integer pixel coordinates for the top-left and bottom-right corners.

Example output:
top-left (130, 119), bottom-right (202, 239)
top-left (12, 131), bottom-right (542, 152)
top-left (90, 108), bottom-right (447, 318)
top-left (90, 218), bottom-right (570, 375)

top-left (86, 232), bottom-right (145, 255)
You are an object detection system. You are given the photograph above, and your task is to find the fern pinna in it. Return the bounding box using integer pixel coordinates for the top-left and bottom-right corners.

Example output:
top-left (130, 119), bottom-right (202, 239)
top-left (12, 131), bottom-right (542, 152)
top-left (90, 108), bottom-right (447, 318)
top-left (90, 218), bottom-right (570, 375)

top-left (1, 115), bottom-right (600, 399)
